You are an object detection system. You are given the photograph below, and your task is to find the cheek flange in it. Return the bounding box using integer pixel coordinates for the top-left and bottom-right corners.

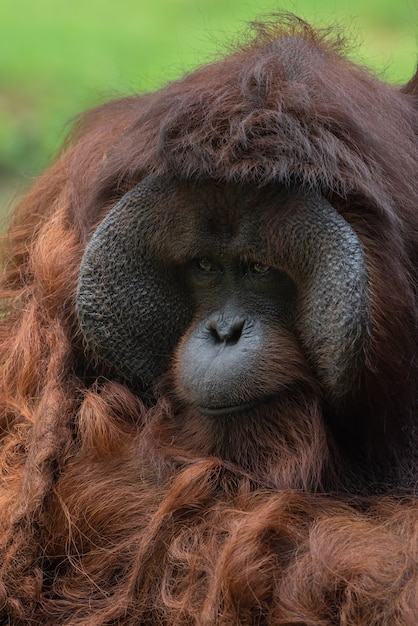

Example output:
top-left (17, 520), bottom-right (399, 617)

top-left (76, 176), bottom-right (193, 388)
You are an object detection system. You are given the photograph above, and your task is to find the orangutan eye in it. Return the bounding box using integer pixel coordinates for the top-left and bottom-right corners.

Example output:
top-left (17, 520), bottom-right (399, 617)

top-left (195, 258), bottom-right (216, 272)
top-left (249, 262), bottom-right (272, 274)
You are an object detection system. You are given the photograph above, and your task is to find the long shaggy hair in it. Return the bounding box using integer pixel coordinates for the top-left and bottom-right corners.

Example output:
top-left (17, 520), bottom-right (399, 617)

top-left (0, 16), bottom-right (417, 625)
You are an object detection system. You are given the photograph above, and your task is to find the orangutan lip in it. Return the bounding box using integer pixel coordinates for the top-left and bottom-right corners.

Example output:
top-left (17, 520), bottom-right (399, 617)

top-left (197, 402), bottom-right (255, 416)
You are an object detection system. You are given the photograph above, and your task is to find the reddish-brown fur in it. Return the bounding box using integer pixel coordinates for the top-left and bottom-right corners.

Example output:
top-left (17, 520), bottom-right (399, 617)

top-left (0, 16), bottom-right (417, 625)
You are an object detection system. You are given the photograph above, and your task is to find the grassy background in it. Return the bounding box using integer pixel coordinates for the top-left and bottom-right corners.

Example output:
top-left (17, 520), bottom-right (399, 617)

top-left (1, 0), bottom-right (417, 209)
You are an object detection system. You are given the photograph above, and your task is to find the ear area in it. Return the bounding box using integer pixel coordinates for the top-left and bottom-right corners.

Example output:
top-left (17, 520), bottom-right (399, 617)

top-left (76, 176), bottom-right (193, 390)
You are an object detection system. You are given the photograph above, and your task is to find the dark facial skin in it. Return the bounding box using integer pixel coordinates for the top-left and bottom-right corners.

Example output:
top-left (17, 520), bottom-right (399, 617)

top-left (176, 256), bottom-right (298, 416)
top-left (78, 177), bottom-right (368, 421)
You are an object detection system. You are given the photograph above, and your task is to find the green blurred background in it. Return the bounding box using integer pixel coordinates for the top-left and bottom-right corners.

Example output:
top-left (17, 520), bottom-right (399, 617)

top-left (1, 0), bottom-right (417, 210)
